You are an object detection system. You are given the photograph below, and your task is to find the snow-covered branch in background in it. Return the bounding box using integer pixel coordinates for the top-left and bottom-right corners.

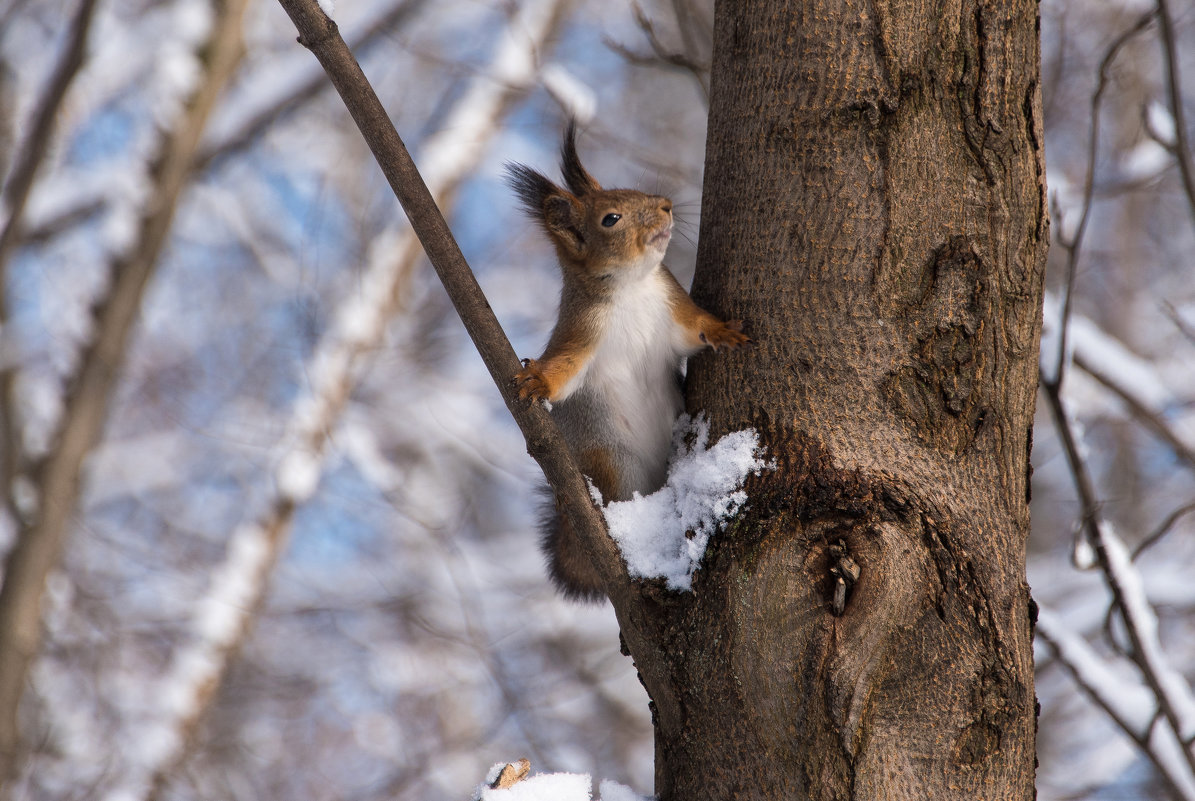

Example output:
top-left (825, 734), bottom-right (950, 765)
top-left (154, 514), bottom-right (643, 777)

top-left (1039, 292), bottom-right (1195, 790)
top-left (19, 1), bottom-right (426, 256)
top-left (1096, 523), bottom-right (1195, 737)
top-left (0, 0), bottom-right (249, 786)
top-left (107, 2), bottom-right (574, 798)
top-left (540, 64), bottom-right (597, 125)
top-left (1037, 606), bottom-right (1195, 800)
top-left (1040, 292), bottom-right (1195, 470)
top-left (0, 0), bottom-right (98, 266)
top-left (0, 0), bottom-right (99, 599)
top-left (1037, 403), bottom-right (1195, 785)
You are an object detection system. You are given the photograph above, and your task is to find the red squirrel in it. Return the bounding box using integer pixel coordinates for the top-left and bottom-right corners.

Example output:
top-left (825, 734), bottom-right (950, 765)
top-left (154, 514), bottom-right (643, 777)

top-left (507, 122), bottom-right (749, 600)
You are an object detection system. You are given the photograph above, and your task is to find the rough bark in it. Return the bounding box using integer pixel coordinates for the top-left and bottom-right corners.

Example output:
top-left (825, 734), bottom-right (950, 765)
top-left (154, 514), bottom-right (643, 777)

top-left (617, 0), bottom-right (1048, 798)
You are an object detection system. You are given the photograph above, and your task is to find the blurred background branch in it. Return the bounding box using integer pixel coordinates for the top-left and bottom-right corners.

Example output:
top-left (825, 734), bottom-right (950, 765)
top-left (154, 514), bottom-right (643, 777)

top-left (0, 0), bottom-right (249, 788)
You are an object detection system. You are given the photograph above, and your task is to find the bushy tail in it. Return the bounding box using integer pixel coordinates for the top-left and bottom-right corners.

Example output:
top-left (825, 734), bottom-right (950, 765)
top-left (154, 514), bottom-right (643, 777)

top-left (539, 488), bottom-right (606, 602)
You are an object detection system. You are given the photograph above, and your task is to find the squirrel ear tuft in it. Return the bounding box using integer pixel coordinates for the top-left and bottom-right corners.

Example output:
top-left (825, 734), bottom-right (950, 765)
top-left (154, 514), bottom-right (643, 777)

top-left (506, 162), bottom-right (586, 259)
top-left (505, 163), bottom-right (564, 223)
top-left (560, 120), bottom-right (602, 197)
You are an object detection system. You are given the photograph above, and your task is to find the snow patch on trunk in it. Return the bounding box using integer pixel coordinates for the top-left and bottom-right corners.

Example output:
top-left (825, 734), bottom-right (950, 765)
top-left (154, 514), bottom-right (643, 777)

top-left (601, 414), bottom-right (771, 591)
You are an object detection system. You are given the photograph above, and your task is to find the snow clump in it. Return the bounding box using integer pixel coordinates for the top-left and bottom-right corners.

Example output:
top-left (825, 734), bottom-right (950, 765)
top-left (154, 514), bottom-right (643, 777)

top-left (601, 414), bottom-right (772, 592)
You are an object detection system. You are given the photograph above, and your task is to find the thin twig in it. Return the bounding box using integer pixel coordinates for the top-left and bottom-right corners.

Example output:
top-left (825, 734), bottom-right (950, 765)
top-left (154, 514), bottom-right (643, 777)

top-left (1047, 11), bottom-right (1155, 390)
top-left (1073, 352), bottom-right (1195, 471)
top-left (15, 197), bottom-right (105, 246)
top-left (17, 0), bottom-right (422, 246)
top-left (1039, 23), bottom-right (1195, 779)
top-left (604, 1), bottom-right (709, 102)
top-left (669, 0), bottom-right (712, 61)
top-left (1134, 501), bottom-right (1195, 561)
top-left (1037, 607), bottom-right (1195, 801)
top-left (1162, 302), bottom-right (1195, 347)
top-left (0, 0), bottom-right (99, 554)
top-left (1155, 0), bottom-right (1195, 233)
top-left (194, 0), bottom-right (427, 173)
top-left (0, 0), bottom-right (99, 263)
top-left (0, 0), bottom-right (100, 784)
top-left (1040, 373), bottom-right (1195, 778)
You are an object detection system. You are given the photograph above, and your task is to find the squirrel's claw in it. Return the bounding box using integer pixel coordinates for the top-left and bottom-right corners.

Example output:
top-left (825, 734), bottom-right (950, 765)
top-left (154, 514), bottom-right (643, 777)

top-left (702, 320), bottom-right (751, 351)
top-left (515, 360), bottom-right (550, 401)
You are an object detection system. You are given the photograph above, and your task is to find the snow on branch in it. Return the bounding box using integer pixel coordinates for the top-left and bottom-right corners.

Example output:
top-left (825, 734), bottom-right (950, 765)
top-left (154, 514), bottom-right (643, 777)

top-left (1036, 606), bottom-right (1157, 740)
top-left (106, 2), bottom-right (572, 798)
top-left (1037, 605), bottom-right (1195, 800)
top-left (1097, 524), bottom-right (1195, 742)
top-left (1040, 292), bottom-right (1195, 469)
top-left (0, 0), bottom-right (98, 267)
top-left (20, 2), bottom-right (424, 249)
top-left (540, 64), bottom-right (597, 125)
top-left (0, 0), bottom-right (99, 556)
top-left (202, 0), bottom-right (430, 170)
top-left (1041, 293), bottom-right (1170, 407)
top-left (1040, 400), bottom-right (1195, 784)
top-left (1040, 297), bottom-right (1195, 787)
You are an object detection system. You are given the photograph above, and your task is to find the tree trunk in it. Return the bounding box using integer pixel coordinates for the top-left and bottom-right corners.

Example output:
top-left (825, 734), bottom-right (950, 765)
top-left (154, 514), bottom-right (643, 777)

top-left (614, 0), bottom-right (1048, 798)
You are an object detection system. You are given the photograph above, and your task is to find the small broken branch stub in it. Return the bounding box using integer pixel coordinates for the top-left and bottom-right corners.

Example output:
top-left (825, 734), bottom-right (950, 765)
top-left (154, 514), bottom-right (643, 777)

top-left (828, 538), bottom-right (861, 616)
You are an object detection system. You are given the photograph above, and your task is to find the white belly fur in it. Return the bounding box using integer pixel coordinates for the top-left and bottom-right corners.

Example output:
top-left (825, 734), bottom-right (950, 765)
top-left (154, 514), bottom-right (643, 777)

top-left (585, 267), bottom-right (684, 496)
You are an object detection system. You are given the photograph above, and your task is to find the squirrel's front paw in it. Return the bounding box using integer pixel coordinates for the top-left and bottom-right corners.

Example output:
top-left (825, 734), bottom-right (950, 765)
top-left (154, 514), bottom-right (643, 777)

top-left (701, 319), bottom-right (751, 351)
top-left (515, 359), bottom-right (551, 401)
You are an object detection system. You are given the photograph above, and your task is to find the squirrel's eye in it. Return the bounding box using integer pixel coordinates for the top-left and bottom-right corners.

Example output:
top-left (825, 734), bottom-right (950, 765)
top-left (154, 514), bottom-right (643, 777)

top-left (601, 213), bottom-right (621, 227)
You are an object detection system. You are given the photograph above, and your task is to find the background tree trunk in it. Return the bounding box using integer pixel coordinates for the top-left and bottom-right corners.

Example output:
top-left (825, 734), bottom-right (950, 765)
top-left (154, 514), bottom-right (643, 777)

top-left (616, 0), bottom-right (1047, 798)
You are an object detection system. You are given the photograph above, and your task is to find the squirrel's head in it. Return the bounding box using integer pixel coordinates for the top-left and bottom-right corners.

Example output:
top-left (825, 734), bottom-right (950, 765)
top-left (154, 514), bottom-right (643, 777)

top-left (506, 121), bottom-right (672, 280)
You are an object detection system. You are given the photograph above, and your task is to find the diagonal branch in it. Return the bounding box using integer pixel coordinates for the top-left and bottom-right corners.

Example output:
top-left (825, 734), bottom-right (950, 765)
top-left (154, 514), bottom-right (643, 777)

top-left (193, 0), bottom-right (427, 173)
top-left (18, 0), bottom-right (425, 246)
top-left (108, 2), bottom-right (599, 799)
top-left (1133, 501), bottom-right (1195, 561)
top-left (1074, 350), bottom-right (1195, 471)
top-left (1040, 369), bottom-right (1195, 779)
top-left (274, 0), bottom-right (620, 590)
top-left (1036, 13), bottom-right (1195, 785)
top-left (1036, 606), bottom-right (1195, 800)
top-left (0, 0), bottom-right (99, 267)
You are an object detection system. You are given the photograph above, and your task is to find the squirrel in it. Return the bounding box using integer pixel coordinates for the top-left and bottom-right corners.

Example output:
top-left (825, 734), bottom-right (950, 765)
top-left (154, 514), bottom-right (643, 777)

top-left (506, 122), bottom-right (750, 601)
